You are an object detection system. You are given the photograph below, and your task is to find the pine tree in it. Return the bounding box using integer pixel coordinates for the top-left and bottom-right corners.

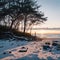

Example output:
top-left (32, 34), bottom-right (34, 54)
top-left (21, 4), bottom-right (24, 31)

top-left (0, 0), bottom-right (47, 32)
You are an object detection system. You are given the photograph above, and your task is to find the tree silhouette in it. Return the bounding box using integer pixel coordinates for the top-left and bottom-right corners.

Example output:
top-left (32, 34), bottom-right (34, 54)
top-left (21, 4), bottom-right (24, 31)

top-left (0, 0), bottom-right (47, 33)
top-left (16, 0), bottom-right (47, 33)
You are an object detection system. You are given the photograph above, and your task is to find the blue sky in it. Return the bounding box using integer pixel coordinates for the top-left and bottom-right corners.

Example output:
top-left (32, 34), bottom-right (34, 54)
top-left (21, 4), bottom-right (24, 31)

top-left (37, 0), bottom-right (60, 28)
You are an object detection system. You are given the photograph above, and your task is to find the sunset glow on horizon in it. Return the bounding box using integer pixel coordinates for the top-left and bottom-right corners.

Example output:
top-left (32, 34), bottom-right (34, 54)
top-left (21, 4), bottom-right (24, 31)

top-left (27, 30), bottom-right (60, 34)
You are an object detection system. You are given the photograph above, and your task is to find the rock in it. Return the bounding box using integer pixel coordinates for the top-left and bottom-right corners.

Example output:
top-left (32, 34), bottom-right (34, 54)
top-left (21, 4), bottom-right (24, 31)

top-left (3, 52), bottom-right (6, 54)
top-left (9, 51), bottom-right (11, 53)
top-left (18, 47), bottom-right (28, 52)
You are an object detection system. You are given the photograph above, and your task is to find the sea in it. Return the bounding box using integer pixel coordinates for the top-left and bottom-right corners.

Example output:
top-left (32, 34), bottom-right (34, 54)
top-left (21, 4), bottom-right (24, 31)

top-left (32, 29), bottom-right (60, 38)
top-left (39, 33), bottom-right (60, 38)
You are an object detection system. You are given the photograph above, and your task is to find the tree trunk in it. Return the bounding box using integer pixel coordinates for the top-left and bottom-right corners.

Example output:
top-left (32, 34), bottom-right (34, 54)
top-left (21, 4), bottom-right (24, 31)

top-left (10, 20), bottom-right (14, 30)
top-left (9, 14), bottom-right (20, 30)
top-left (24, 14), bottom-right (27, 33)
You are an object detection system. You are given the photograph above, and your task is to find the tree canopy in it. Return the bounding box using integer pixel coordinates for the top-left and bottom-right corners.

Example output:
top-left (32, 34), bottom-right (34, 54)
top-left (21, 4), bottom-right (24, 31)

top-left (0, 0), bottom-right (47, 33)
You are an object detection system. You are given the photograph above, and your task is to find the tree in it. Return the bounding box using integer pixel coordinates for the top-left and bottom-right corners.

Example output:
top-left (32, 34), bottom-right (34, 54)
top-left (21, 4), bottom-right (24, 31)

top-left (0, 0), bottom-right (21, 28)
top-left (16, 0), bottom-right (47, 33)
top-left (0, 0), bottom-right (47, 33)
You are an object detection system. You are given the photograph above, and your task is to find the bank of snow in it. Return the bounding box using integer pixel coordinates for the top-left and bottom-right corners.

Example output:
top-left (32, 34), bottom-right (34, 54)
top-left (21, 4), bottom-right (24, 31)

top-left (0, 39), bottom-right (60, 60)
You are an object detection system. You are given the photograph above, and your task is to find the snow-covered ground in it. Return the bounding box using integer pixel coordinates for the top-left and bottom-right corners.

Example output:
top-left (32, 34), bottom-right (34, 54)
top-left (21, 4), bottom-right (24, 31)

top-left (0, 39), bottom-right (60, 60)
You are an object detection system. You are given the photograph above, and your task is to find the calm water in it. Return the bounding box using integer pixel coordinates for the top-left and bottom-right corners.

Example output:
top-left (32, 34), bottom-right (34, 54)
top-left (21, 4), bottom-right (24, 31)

top-left (38, 34), bottom-right (60, 38)
top-left (34, 29), bottom-right (60, 38)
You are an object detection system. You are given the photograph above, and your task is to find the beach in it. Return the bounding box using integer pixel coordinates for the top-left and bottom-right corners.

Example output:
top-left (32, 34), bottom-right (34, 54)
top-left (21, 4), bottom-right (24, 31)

top-left (0, 38), bottom-right (60, 60)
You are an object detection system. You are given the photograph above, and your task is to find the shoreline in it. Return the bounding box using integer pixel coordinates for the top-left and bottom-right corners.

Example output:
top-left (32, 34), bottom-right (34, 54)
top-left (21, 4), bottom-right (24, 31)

top-left (41, 38), bottom-right (60, 40)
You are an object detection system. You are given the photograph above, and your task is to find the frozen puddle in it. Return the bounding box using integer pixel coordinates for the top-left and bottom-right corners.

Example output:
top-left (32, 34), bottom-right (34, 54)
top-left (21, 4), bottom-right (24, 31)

top-left (0, 39), bottom-right (60, 60)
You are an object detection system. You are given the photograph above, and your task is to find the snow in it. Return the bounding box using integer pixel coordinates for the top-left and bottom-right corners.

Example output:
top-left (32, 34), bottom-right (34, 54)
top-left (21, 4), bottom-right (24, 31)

top-left (0, 39), bottom-right (60, 60)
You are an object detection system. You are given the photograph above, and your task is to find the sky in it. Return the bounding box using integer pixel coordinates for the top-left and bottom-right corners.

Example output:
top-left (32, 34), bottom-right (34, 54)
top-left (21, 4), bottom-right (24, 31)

top-left (37, 0), bottom-right (60, 28)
